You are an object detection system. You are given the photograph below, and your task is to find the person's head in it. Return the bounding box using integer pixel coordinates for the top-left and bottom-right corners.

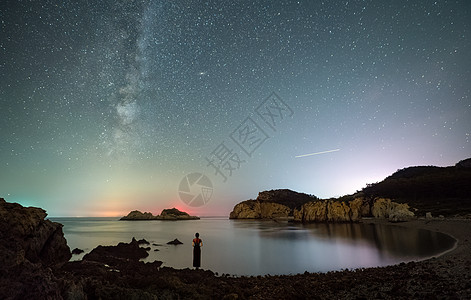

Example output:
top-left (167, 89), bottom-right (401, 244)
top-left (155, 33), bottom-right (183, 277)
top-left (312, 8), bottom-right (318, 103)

top-left (195, 232), bottom-right (199, 238)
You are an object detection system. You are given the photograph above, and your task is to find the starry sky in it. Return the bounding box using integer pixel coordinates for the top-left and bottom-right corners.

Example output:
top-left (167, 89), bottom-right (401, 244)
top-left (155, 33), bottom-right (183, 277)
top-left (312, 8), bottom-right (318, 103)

top-left (1, 0), bottom-right (470, 217)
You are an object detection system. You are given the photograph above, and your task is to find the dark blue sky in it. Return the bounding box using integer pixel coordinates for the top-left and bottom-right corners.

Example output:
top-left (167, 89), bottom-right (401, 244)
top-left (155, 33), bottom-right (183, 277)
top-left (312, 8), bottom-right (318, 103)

top-left (1, 0), bottom-right (470, 216)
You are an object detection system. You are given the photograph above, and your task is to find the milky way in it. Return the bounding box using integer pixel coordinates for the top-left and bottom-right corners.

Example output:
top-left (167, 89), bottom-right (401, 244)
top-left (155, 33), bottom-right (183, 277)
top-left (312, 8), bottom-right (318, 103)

top-left (1, 1), bottom-right (470, 216)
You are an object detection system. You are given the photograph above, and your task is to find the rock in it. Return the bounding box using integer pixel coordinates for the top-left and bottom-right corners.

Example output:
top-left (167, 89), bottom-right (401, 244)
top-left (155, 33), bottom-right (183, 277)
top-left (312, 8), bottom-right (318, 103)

top-left (426, 212), bottom-right (433, 219)
top-left (260, 202), bottom-right (291, 219)
top-left (83, 237), bottom-right (149, 266)
top-left (229, 189), bottom-right (317, 219)
top-left (167, 239), bottom-right (183, 245)
top-left (120, 210), bottom-right (157, 220)
top-left (229, 200), bottom-right (261, 219)
top-left (0, 198), bottom-right (71, 299)
top-left (156, 208), bottom-right (200, 220)
top-left (294, 201), bottom-right (328, 222)
top-left (72, 248), bottom-right (84, 255)
top-left (327, 201), bottom-right (351, 222)
top-left (231, 190), bottom-right (416, 223)
top-left (372, 198), bottom-right (415, 222)
top-left (350, 197), bottom-right (366, 221)
top-left (294, 198), bottom-right (369, 222)
top-left (0, 198), bottom-right (71, 267)
top-left (137, 238), bottom-right (150, 245)
top-left (121, 208), bottom-right (200, 220)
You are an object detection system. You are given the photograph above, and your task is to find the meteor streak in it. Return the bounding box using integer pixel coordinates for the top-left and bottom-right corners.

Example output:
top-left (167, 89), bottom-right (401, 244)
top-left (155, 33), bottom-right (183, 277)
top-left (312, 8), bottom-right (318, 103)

top-left (295, 149), bottom-right (340, 158)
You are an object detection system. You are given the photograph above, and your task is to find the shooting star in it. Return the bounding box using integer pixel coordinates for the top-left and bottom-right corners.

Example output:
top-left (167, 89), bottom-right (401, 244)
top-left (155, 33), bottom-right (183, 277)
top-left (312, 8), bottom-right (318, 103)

top-left (295, 149), bottom-right (340, 158)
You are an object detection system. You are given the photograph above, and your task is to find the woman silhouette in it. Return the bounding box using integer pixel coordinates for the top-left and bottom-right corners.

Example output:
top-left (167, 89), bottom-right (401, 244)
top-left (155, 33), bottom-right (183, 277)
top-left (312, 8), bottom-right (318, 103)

top-left (192, 232), bottom-right (203, 269)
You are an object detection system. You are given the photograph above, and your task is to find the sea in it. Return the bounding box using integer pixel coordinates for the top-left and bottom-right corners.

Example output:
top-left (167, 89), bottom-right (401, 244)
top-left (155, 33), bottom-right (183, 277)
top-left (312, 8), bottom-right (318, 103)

top-left (50, 217), bottom-right (456, 276)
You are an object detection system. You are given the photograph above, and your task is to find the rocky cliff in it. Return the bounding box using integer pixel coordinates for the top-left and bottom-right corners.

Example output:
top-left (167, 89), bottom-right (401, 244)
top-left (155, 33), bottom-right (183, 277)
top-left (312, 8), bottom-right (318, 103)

top-left (0, 198), bottom-right (71, 299)
top-left (121, 207), bottom-right (200, 220)
top-left (229, 189), bottom-right (317, 219)
top-left (294, 197), bottom-right (414, 222)
top-left (230, 190), bottom-right (415, 223)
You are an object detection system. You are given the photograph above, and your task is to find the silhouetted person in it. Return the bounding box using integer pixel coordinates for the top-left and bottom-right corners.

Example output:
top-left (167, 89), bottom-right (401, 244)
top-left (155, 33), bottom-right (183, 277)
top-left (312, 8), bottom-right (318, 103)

top-left (192, 232), bottom-right (203, 269)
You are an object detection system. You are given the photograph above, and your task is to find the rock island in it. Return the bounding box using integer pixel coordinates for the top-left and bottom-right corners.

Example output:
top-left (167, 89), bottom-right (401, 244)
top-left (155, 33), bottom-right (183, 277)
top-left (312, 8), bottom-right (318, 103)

top-left (120, 207), bottom-right (200, 220)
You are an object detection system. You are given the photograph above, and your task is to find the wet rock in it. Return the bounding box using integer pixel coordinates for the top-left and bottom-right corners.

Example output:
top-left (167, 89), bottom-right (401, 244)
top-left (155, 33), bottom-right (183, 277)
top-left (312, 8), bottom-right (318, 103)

top-left (83, 237), bottom-right (149, 266)
top-left (167, 239), bottom-right (183, 245)
top-left (137, 238), bottom-right (150, 245)
top-left (72, 248), bottom-right (84, 255)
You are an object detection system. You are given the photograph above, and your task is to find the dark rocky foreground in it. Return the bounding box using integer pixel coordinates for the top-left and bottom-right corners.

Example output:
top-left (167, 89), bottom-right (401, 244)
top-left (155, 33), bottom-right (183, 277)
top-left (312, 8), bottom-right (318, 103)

top-left (1, 198), bottom-right (471, 299)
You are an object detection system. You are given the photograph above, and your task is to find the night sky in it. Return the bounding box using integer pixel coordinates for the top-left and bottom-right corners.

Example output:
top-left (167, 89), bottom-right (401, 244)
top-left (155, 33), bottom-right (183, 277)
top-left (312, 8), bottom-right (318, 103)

top-left (1, 1), bottom-right (470, 216)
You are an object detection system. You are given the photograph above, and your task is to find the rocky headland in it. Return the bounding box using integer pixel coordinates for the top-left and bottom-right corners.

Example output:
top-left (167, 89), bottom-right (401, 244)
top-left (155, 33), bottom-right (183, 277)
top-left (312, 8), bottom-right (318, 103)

top-left (230, 190), bottom-right (415, 222)
top-left (120, 207), bottom-right (200, 220)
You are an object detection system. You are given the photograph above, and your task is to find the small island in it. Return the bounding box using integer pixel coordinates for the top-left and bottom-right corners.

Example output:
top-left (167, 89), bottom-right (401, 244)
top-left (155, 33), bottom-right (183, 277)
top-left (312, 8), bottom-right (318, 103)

top-left (120, 207), bottom-right (200, 220)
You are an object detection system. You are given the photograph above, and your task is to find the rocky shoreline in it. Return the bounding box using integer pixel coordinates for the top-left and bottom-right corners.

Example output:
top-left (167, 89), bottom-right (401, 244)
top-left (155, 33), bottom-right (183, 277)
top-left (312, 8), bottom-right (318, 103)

top-left (1, 198), bottom-right (471, 299)
top-left (230, 189), bottom-right (415, 222)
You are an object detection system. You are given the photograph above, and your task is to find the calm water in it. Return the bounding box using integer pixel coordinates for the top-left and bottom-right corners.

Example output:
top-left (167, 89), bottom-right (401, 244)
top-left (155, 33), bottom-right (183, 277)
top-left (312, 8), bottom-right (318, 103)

top-left (51, 217), bottom-right (456, 276)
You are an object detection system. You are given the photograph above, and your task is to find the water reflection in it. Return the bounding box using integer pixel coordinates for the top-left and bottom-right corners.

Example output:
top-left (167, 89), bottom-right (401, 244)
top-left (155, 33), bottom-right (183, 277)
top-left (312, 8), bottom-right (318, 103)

top-left (303, 222), bottom-right (456, 258)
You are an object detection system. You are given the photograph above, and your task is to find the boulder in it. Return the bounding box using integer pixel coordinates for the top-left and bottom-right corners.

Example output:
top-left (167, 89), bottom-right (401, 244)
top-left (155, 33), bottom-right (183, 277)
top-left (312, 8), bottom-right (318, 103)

top-left (71, 248), bottom-right (84, 255)
top-left (371, 198), bottom-right (415, 222)
top-left (167, 239), bottom-right (183, 245)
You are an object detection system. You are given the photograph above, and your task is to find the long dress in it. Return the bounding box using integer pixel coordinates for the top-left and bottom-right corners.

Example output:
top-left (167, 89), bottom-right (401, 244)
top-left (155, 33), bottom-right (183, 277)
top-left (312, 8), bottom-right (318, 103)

top-left (193, 238), bottom-right (202, 268)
